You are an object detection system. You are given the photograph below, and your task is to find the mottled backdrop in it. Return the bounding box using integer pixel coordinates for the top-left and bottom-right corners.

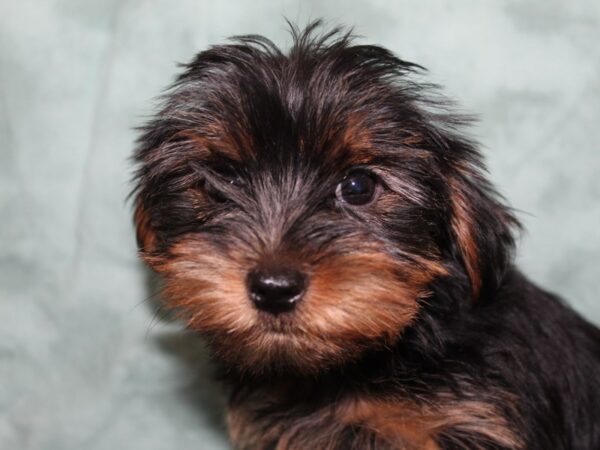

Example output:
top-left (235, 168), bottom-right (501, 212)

top-left (1, 1), bottom-right (598, 449)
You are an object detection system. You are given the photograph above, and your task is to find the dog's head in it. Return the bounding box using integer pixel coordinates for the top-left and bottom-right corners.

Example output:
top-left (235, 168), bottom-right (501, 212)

top-left (132, 23), bottom-right (519, 375)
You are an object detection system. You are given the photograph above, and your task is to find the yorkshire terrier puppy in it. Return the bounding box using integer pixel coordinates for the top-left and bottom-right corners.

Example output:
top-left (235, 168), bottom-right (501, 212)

top-left (132, 22), bottom-right (600, 450)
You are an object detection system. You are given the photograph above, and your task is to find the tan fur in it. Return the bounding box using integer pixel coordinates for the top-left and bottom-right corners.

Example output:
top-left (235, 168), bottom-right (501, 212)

top-left (340, 115), bottom-right (425, 161)
top-left (449, 177), bottom-right (481, 298)
top-left (133, 203), bottom-right (156, 252)
top-left (340, 394), bottom-right (523, 450)
top-left (307, 248), bottom-right (446, 342)
top-left (400, 131), bottom-right (424, 147)
top-left (173, 129), bottom-right (244, 161)
top-left (340, 115), bottom-right (376, 164)
top-left (227, 389), bottom-right (523, 450)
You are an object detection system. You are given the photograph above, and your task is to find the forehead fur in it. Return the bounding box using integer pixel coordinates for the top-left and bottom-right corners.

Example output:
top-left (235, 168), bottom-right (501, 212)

top-left (134, 21), bottom-right (467, 171)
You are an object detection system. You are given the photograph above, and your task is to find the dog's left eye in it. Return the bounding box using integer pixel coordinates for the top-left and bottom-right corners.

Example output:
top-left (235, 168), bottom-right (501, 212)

top-left (336, 170), bottom-right (379, 206)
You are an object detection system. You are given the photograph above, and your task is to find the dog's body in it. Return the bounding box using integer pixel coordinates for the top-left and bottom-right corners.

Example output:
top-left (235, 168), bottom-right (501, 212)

top-left (132, 23), bottom-right (600, 449)
top-left (225, 269), bottom-right (600, 450)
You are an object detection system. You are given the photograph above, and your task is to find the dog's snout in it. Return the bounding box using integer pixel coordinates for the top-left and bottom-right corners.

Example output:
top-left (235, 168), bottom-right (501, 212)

top-left (247, 268), bottom-right (306, 314)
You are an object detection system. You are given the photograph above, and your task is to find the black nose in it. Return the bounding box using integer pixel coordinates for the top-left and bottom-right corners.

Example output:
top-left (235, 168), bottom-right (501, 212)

top-left (247, 268), bottom-right (306, 314)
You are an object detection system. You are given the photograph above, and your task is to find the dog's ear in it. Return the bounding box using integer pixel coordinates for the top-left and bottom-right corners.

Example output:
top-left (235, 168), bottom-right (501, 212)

top-left (448, 165), bottom-right (520, 300)
top-left (133, 201), bottom-right (157, 254)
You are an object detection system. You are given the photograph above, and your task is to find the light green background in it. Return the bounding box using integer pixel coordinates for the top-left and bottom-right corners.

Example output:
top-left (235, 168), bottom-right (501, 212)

top-left (1, 1), bottom-right (599, 449)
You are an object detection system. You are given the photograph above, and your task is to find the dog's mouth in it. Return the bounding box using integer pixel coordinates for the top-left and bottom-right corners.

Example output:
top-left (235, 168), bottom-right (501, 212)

top-left (254, 310), bottom-right (304, 334)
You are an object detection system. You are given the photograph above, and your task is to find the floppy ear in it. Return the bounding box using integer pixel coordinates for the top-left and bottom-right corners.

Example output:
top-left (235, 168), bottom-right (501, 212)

top-left (448, 167), bottom-right (520, 300)
top-left (133, 201), bottom-right (157, 253)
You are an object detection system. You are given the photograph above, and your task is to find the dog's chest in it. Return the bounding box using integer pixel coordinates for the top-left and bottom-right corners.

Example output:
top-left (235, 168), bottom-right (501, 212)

top-left (226, 391), bottom-right (522, 450)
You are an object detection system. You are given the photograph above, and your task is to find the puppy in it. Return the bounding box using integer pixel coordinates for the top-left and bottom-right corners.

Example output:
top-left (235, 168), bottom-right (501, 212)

top-left (132, 22), bottom-right (600, 450)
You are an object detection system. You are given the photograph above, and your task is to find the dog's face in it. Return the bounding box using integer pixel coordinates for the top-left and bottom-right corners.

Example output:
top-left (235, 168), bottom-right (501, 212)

top-left (133, 25), bottom-right (517, 374)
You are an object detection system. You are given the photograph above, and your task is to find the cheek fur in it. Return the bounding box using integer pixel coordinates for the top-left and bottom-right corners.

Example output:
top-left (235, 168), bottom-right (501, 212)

top-left (146, 238), bottom-right (257, 335)
top-left (302, 248), bottom-right (447, 343)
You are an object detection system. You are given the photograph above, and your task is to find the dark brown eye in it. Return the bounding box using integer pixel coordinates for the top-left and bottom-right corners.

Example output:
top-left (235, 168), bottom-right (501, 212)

top-left (336, 171), bottom-right (378, 206)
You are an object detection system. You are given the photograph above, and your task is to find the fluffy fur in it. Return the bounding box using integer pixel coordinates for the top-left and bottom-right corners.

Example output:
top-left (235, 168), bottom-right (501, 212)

top-left (132, 22), bottom-right (600, 449)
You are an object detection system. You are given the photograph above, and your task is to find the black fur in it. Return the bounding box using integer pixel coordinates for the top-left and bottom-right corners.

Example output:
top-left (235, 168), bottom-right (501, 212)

top-left (132, 22), bottom-right (600, 449)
